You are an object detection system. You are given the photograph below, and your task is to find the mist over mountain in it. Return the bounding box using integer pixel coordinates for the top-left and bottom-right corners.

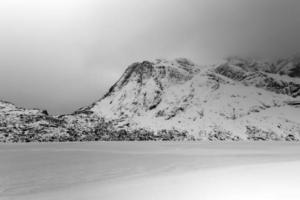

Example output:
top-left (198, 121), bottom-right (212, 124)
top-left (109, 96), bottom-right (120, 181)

top-left (1, 56), bottom-right (300, 142)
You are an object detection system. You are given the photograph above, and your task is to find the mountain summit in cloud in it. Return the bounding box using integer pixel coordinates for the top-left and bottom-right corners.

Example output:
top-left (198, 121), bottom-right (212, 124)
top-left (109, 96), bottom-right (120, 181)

top-left (1, 57), bottom-right (300, 142)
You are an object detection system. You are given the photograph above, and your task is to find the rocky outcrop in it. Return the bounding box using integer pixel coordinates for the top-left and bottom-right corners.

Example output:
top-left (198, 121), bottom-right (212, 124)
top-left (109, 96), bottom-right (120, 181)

top-left (246, 126), bottom-right (280, 141)
top-left (0, 100), bottom-right (66, 142)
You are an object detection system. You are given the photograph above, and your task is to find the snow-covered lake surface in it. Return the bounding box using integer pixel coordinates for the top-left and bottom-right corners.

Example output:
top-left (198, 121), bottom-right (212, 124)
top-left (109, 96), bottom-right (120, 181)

top-left (1, 142), bottom-right (300, 200)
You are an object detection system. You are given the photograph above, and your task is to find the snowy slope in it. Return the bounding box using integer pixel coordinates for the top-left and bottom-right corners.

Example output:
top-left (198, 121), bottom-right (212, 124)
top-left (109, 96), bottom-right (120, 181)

top-left (77, 57), bottom-right (300, 140)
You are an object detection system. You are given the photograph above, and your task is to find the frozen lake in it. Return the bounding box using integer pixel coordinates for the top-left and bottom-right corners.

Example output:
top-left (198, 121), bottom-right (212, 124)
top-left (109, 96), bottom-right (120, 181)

top-left (1, 142), bottom-right (300, 200)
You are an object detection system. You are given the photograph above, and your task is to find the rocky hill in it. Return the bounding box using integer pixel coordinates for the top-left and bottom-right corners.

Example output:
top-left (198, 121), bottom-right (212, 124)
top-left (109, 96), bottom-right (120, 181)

top-left (0, 100), bottom-right (64, 142)
top-left (0, 100), bottom-right (116, 142)
top-left (1, 56), bottom-right (300, 142)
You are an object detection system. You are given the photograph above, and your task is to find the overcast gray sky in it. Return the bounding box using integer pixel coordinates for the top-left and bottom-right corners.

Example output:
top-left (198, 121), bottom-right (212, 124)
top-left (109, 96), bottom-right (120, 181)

top-left (0, 0), bottom-right (299, 114)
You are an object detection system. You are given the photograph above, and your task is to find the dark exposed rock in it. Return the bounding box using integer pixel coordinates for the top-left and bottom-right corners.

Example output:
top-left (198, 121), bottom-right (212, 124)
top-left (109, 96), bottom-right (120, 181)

top-left (285, 134), bottom-right (299, 141)
top-left (208, 128), bottom-right (235, 141)
top-left (41, 110), bottom-right (49, 115)
top-left (246, 126), bottom-right (280, 141)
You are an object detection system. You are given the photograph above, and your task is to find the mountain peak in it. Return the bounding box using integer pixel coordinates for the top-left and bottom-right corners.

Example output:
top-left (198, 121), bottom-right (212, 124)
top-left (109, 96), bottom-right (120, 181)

top-left (102, 58), bottom-right (199, 98)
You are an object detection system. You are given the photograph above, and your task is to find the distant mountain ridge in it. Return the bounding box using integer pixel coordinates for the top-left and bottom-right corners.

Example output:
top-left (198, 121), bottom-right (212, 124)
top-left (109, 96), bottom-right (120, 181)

top-left (1, 56), bottom-right (300, 142)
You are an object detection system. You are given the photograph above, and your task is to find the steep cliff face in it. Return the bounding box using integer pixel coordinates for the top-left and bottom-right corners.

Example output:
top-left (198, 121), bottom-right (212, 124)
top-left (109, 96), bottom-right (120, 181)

top-left (77, 57), bottom-right (300, 141)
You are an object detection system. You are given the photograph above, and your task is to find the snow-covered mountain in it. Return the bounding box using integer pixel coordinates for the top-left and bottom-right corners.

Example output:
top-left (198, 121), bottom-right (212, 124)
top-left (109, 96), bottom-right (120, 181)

top-left (75, 57), bottom-right (300, 141)
top-left (1, 56), bottom-right (300, 142)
